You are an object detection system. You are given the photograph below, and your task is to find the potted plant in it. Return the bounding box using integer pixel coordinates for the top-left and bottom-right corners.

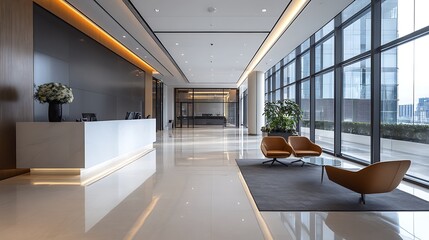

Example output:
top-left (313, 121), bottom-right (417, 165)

top-left (261, 99), bottom-right (303, 139)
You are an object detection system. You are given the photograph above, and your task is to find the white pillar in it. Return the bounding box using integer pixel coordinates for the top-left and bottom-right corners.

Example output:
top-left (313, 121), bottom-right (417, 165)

top-left (247, 71), bottom-right (265, 135)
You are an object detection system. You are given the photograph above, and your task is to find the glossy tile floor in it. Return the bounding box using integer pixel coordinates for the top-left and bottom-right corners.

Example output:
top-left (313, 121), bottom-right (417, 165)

top-left (1, 127), bottom-right (429, 239)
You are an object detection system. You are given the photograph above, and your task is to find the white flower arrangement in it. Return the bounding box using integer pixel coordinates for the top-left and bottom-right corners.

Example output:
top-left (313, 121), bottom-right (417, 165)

top-left (34, 82), bottom-right (74, 104)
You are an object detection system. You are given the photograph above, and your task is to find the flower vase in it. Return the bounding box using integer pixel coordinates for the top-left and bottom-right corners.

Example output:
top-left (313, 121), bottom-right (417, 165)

top-left (48, 102), bottom-right (62, 122)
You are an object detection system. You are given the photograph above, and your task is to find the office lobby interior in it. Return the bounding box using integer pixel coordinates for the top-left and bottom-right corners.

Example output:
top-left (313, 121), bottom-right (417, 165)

top-left (1, 0), bottom-right (429, 239)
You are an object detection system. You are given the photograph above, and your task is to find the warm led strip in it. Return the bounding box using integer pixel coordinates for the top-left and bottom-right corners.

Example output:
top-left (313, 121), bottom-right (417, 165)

top-left (34, 0), bottom-right (156, 74)
top-left (123, 196), bottom-right (160, 240)
top-left (236, 0), bottom-right (309, 87)
top-left (238, 172), bottom-right (273, 240)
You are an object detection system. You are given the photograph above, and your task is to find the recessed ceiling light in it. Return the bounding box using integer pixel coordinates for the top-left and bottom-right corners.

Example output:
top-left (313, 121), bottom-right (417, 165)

top-left (262, 9), bottom-right (267, 13)
top-left (154, 9), bottom-right (160, 12)
top-left (136, 47), bottom-right (139, 50)
top-left (185, 61), bottom-right (188, 64)
top-left (181, 53), bottom-right (184, 56)
top-left (175, 43), bottom-right (179, 46)
top-left (122, 35), bottom-right (126, 38)
top-left (207, 7), bottom-right (217, 13)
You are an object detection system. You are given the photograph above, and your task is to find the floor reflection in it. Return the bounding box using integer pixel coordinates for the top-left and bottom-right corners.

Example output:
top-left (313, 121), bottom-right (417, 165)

top-left (0, 150), bottom-right (156, 239)
top-left (265, 211), bottom-right (416, 240)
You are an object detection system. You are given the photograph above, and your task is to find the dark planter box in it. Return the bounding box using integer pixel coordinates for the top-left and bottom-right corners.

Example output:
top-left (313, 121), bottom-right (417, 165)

top-left (267, 131), bottom-right (297, 140)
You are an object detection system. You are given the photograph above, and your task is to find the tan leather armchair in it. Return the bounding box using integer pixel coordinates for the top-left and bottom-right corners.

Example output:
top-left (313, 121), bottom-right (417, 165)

top-left (325, 160), bottom-right (411, 204)
top-left (288, 136), bottom-right (322, 166)
top-left (260, 136), bottom-right (294, 166)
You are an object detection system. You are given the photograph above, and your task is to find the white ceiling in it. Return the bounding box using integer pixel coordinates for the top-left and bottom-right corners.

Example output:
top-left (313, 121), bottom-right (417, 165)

top-left (67, 0), bottom-right (353, 88)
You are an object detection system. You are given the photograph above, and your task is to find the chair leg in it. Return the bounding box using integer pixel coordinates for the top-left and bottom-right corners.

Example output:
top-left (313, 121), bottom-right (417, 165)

top-left (360, 194), bottom-right (366, 204)
top-left (289, 158), bottom-right (306, 167)
top-left (262, 158), bottom-right (288, 166)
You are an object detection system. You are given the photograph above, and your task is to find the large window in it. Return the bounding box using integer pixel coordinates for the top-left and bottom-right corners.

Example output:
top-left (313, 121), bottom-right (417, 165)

top-left (315, 71), bottom-right (334, 150)
top-left (342, 59), bottom-right (371, 162)
top-left (300, 79), bottom-right (310, 138)
top-left (283, 84), bottom-right (296, 102)
top-left (300, 51), bottom-right (310, 78)
top-left (381, 35), bottom-right (429, 182)
top-left (343, 10), bottom-right (371, 60)
top-left (315, 36), bottom-right (334, 72)
top-left (283, 61), bottom-right (296, 85)
top-left (262, 0), bottom-right (429, 185)
top-left (382, 0), bottom-right (429, 44)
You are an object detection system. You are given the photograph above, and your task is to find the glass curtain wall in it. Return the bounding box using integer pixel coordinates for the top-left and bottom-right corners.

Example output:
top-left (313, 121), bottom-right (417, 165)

top-left (380, 0), bottom-right (429, 181)
top-left (263, 0), bottom-right (429, 184)
top-left (175, 88), bottom-right (239, 128)
top-left (315, 71), bottom-right (334, 150)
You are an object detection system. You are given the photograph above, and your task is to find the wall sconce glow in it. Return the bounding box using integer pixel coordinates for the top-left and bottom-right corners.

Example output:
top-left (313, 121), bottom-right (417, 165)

top-left (236, 0), bottom-right (309, 87)
top-left (34, 0), bottom-right (157, 74)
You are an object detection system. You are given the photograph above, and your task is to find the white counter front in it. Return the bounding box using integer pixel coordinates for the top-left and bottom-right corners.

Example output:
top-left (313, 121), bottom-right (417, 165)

top-left (16, 119), bottom-right (156, 171)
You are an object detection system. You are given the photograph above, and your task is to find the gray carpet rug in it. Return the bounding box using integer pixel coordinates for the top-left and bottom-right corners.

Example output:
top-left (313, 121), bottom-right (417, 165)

top-left (236, 159), bottom-right (429, 211)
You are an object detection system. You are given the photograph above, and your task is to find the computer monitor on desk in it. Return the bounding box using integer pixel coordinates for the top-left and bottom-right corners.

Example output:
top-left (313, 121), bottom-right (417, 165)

top-left (125, 112), bottom-right (142, 120)
top-left (82, 113), bottom-right (97, 121)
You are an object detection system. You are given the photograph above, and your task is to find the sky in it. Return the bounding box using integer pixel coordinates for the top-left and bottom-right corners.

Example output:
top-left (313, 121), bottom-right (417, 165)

top-left (396, 0), bottom-right (429, 106)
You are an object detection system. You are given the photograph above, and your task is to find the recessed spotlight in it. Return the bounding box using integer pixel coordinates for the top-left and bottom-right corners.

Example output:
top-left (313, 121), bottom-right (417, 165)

top-left (185, 61), bottom-right (188, 64)
top-left (154, 9), bottom-right (160, 13)
top-left (136, 47), bottom-right (139, 50)
top-left (122, 35), bottom-right (126, 38)
top-left (175, 42), bottom-right (179, 46)
top-left (181, 53), bottom-right (185, 56)
top-left (207, 7), bottom-right (217, 13)
top-left (262, 9), bottom-right (267, 13)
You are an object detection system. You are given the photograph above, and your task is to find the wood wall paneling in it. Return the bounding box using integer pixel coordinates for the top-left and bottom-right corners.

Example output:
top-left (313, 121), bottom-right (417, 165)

top-left (0, 0), bottom-right (33, 170)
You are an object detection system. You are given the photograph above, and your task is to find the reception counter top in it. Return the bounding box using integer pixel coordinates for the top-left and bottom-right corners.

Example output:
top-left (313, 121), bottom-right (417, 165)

top-left (16, 119), bottom-right (156, 173)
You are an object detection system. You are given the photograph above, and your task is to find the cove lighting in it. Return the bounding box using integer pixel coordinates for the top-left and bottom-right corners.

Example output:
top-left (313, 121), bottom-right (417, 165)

top-left (236, 0), bottom-right (309, 87)
top-left (34, 0), bottom-right (156, 74)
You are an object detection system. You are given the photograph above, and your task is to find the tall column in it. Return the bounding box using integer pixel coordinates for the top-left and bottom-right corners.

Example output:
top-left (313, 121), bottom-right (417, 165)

top-left (247, 71), bottom-right (265, 135)
top-left (144, 72), bottom-right (153, 118)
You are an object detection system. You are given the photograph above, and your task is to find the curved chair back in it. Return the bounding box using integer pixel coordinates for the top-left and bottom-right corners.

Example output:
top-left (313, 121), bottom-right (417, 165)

top-left (260, 136), bottom-right (293, 157)
top-left (356, 160), bottom-right (411, 194)
top-left (326, 160), bottom-right (411, 194)
top-left (288, 136), bottom-right (322, 157)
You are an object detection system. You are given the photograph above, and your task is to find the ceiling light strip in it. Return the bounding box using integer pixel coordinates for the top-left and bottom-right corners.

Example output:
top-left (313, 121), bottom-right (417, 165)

top-left (33, 0), bottom-right (156, 74)
top-left (236, 0), bottom-right (309, 86)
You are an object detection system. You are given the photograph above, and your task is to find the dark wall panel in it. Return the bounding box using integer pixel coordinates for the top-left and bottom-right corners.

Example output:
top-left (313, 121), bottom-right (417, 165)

top-left (33, 4), bottom-right (145, 121)
top-left (0, 0), bottom-right (34, 169)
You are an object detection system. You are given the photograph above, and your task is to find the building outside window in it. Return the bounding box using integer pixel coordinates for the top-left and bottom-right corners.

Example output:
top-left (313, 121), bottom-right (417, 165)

top-left (263, 0), bottom-right (429, 184)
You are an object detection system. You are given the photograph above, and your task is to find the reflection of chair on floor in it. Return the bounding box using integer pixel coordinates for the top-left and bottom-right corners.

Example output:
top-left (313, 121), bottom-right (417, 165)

top-left (260, 136), bottom-right (294, 166)
top-left (325, 160), bottom-right (411, 204)
top-left (288, 136), bottom-right (322, 166)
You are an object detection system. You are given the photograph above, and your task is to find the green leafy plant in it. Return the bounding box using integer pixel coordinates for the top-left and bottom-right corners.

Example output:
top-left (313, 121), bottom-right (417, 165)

top-left (261, 99), bottom-right (303, 134)
top-left (34, 82), bottom-right (74, 104)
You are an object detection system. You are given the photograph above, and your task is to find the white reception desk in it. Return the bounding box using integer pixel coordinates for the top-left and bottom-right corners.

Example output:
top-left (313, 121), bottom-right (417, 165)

top-left (16, 119), bottom-right (156, 174)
